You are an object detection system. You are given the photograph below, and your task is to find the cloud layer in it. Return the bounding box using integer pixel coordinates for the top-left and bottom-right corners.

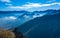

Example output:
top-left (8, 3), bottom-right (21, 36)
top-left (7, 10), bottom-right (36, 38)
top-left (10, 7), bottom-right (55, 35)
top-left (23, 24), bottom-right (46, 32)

top-left (6, 2), bottom-right (60, 11)
top-left (0, 2), bottom-right (60, 11)
top-left (9, 2), bottom-right (60, 8)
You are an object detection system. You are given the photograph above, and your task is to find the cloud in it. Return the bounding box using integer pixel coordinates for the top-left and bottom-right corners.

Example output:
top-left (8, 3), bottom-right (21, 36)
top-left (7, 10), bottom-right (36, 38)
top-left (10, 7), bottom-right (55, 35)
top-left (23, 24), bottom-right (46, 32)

top-left (24, 15), bottom-right (30, 18)
top-left (0, 16), bottom-right (17, 20)
top-left (0, 0), bottom-right (11, 3)
top-left (1, 2), bottom-right (60, 11)
top-left (8, 2), bottom-right (60, 8)
top-left (33, 13), bottom-right (46, 18)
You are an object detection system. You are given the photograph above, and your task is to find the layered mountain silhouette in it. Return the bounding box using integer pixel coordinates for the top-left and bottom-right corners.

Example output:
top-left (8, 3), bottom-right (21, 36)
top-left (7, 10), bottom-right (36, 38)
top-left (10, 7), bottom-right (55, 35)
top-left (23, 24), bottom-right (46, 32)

top-left (0, 10), bottom-right (60, 38)
top-left (15, 13), bottom-right (60, 38)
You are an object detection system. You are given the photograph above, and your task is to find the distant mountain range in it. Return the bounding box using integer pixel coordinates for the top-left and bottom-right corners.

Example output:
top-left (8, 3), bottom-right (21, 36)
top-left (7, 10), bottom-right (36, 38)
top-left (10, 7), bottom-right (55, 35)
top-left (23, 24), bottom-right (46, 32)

top-left (15, 12), bottom-right (60, 38)
top-left (0, 9), bottom-right (60, 18)
top-left (0, 9), bottom-right (60, 30)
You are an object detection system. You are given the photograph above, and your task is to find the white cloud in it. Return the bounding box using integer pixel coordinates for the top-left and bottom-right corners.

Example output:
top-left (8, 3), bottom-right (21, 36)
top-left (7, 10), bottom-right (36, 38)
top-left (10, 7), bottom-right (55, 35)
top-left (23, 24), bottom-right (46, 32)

top-left (4, 16), bottom-right (17, 20)
top-left (23, 15), bottom-right (30, 19)
top-left (2, 2), bottom-right (60, 11)
top-left (9, 16), bottom-right (17, 20)
top-left (0, 0), bottom-right (11, 3)
top-left (33, 13), bottom-right (46, 18)
top-left (9, 2), bottom-right (60, 8)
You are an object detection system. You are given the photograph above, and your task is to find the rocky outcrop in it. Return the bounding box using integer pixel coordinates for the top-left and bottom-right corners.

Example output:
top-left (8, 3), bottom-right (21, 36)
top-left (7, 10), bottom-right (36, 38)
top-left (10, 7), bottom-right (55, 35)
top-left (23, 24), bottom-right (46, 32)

top-left (0, 29), bottom-right (15, 38)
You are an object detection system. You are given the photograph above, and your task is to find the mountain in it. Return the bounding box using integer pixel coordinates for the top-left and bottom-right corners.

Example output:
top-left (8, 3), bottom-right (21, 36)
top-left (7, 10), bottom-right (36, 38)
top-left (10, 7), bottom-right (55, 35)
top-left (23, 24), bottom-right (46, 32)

top-left (0, 10), bottom-right (60, 30)
top-left (15, 13), bottom-right (60, 38)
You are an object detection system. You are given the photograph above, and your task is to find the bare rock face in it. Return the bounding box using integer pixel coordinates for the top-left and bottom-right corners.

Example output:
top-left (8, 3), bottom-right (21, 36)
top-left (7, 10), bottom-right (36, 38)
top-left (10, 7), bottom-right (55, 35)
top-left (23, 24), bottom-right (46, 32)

top-left (0, 29), bottom-right (15, 38)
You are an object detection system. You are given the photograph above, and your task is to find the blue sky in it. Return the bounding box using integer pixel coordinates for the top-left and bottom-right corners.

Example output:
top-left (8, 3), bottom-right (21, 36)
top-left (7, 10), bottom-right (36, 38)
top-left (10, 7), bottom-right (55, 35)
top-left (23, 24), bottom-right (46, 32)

top-left (0, 0), bottom-right (60, 11)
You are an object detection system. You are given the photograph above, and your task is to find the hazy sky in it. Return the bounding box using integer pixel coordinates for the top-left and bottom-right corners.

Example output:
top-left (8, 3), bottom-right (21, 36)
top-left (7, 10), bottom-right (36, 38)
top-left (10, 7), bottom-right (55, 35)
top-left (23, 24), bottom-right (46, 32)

top-left (0, 0), bottom-right (60, 11)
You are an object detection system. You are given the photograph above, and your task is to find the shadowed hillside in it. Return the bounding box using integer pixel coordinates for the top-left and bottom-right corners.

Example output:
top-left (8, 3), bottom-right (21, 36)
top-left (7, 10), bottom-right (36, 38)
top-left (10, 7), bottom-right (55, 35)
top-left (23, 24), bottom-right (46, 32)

top-left (15, 13), bottom-right (60, 38)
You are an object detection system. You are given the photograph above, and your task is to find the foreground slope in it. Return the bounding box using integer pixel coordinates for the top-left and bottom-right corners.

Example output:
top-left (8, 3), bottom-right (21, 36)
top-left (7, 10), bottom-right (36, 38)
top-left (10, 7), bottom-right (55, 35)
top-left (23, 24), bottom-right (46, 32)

top-left (14, 13), bottom-right (60, 38)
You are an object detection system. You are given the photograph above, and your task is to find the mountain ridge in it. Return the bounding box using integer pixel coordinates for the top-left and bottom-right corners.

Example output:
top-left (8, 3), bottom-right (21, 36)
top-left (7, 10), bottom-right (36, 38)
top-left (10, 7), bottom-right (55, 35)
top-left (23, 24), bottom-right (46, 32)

top-left (15, 13), bottom-right (60, 38)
